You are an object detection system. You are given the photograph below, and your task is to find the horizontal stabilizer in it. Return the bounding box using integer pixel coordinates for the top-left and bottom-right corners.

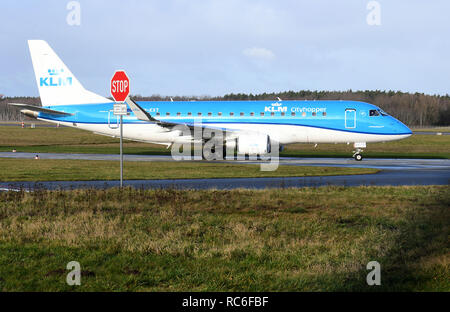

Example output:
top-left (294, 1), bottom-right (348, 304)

top-left (7, 103), bottom-right (73, 116)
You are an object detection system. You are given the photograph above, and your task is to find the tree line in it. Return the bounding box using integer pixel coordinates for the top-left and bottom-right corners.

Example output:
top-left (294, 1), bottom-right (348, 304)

top-left (1, 90), bottom-right (449, 126)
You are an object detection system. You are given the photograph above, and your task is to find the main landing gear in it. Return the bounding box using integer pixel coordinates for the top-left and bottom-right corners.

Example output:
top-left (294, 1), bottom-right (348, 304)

top-left (352, 148), bottom-right (364, 161)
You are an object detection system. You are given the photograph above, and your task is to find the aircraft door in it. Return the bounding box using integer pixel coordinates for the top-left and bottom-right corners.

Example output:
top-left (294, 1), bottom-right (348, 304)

top-left (345, 109), bottom-right (356, 128)
top-left (108, 110), bottom-right (119, 129)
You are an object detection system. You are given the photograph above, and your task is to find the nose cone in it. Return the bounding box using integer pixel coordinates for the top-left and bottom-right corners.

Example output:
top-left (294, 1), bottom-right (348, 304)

top-left (389, 117), bottom-right (412, 138)
top-left (400, 123), bottom-right (413, 136)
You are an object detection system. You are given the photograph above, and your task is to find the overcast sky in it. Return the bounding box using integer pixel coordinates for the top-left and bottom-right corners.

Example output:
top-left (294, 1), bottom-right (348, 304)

top-left (1, 0), bottom-right (449, 97)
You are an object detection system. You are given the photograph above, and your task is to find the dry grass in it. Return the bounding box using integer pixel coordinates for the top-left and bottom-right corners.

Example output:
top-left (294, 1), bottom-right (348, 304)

top-left (0, 186), bottom-right (448, 291)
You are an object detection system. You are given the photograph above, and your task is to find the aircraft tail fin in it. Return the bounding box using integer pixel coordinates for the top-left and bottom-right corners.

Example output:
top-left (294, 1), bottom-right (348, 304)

top-left (28, 40), bottom-right (112, 106)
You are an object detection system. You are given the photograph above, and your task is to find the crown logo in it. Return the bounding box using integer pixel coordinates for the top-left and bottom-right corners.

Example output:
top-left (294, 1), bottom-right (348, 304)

top-left (48, 69), bottom-right (64, 76)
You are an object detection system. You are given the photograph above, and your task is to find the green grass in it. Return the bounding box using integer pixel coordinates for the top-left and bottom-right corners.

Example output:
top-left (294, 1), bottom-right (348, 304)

top-left (282, 134), bottom-right (450, 159)
top-left (412, 126), bottom-right (450, 132)
top-left (0, 159), bottom-right (377, 181)
top-left (0, 126), bottom-right (449, 159)
top-left (0, 186), bottom-right (448, 291)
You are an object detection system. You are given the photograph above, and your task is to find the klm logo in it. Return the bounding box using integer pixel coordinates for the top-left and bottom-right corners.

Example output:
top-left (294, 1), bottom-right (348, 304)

top-left (265, 102), bottom-right (287, 113)
top-left (40, 69), bottom-right (73, 87)
top-left (48, 68), bottom-right (64, 76)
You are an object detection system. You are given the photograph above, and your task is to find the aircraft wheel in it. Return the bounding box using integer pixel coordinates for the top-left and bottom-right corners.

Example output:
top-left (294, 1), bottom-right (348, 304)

top-left (354, 153), bottom-right (363, 161)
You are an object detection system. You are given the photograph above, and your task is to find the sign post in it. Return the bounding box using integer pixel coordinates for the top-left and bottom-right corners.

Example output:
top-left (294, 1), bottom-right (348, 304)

top-left (110, 70), bottom-right (130, 188)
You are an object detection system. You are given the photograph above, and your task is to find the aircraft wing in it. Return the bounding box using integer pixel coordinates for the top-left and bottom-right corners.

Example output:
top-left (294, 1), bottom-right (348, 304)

top-left (125, 98), bottom-right (159, 122)
top-left (125, 97), bottom-right (243, 140)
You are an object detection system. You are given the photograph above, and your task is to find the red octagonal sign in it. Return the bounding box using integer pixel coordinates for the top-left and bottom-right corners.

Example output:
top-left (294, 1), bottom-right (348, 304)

top-left (110, 70), bottom-right (130, 102)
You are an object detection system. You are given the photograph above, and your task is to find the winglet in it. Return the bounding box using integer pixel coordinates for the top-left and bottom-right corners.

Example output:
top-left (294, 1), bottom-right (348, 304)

top-left (125, 97), bottom-right (158, 122)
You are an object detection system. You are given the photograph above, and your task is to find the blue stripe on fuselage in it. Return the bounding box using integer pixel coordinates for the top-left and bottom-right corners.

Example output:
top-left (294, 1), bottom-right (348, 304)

top-left (42, 100), bottom-right (412, 135)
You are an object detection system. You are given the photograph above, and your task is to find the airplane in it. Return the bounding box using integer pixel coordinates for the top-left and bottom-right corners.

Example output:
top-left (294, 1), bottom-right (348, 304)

top-left (8, 40), bottom-right (412, 161)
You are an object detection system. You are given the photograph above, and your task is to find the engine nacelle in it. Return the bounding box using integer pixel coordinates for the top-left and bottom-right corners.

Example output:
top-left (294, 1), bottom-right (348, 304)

top-left (236, 134), bottom-right (271, 155)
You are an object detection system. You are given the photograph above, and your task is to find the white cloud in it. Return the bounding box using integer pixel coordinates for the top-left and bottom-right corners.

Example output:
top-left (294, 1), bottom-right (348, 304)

top-left (242, 47), bottom-right (275, 61)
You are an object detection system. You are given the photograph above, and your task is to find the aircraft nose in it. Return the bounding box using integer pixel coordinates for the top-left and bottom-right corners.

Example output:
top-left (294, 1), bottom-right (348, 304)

top-left (401, 123), bottom-right (413, 136)
top-left (391, 117), bottom-right (412, 136)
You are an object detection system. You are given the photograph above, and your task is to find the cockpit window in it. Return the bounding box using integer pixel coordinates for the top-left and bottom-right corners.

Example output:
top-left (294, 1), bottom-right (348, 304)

top-left (378, 109), bottom-right (388, 116)
top-left (369, 110), bottom-right (380, 116)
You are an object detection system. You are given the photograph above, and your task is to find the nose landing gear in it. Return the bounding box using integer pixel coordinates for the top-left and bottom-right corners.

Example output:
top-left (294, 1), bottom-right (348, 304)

top-left (353, 149), bottom-right (363, 161)
top-left (352, 142), bottom-right (366, 161)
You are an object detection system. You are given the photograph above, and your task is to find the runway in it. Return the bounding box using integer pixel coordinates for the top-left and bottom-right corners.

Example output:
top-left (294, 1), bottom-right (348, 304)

top-left (0, 152), bottom-right (448, 190)
top-left (0, 151), bottom-right (449, 169)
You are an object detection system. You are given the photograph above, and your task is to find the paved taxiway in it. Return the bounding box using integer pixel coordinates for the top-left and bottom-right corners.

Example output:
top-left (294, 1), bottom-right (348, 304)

top-left (0, 152), bottom-right (448, 190)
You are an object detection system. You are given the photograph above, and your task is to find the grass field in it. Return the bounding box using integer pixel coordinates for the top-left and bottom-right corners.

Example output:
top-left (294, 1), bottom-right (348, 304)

top-left (283, 134), bottom-right (450, 159)
top-left (0, 126), bottom-right (449, 159)
top-left (0, 185), bottom-right (448, 291)
top-left (413, 126), bottom-right (450, 132)
top-left (0, 159), bottom-right (377, 181)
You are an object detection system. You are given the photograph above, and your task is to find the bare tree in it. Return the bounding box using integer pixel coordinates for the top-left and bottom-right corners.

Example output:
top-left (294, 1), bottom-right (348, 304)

top-left (1, 91), bottom-right (449, 126)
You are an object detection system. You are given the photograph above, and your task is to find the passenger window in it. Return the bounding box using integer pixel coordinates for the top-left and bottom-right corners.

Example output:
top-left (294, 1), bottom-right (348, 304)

top-left (230, 112), bottom-right (234, 116)
top-left (281, 112), bottom-right (285, 116)
top-left (291, 112), bottom-right (296, 116)
top-left (250, 112), bottom-right (254, 116)
top-left (176, 112), bottom-right (181, 116)
top-left (166, 112), bottom-right (170, 116)
top-left (322, 112), bottom-right (327, 116)
top-left (270, 112), bottom-right (275, 116)
top-left (156, 112), bottom-right (160, 116)
top-left (207, 112), bottom-right (212, 116)
top-left (187, 112), bottom-right (192, 116)
top-left (302, 112), bottom-right (306, 117)
top-left (240, 112), bottom-right (244, 116)
top-left (369, 110), bottom-right (380, 116)
top-left (198, 112), bottom-right (202, 116)
top-left (312, 112), bottom-right (317, 117)
top-left (260, 112), bottom-right (264, 116)
top-left (218, 112), bottom-right (222, 116)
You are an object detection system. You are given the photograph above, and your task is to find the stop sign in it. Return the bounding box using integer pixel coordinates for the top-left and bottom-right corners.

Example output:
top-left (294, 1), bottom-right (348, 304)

top-left (110, 70), bottom-right (130, 102)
